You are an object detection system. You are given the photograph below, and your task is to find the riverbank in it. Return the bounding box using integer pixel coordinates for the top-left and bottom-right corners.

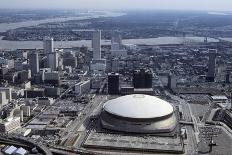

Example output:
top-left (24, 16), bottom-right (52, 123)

top-left (0, 37), bottom-right (220, 50)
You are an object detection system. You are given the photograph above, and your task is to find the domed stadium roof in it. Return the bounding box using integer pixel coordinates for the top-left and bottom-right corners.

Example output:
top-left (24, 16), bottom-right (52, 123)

top-left (103, 94), bottom-right (173, 119)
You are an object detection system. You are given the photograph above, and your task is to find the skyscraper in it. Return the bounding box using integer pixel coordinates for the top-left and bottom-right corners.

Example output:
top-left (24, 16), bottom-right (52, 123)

top-left (47, 52), bottom-right (59, 71)
top-left (108, 73), bottom-right (119, 95)
top-left (111, 32), bottom-right (122, 46)
top-left (90, 30), bottom-right (106, 74)
top-left (43, 37), bottom-right (59, 71)
top-left (225, 71), bottom-right (230, 83)
top-left (0, 91), bottom-right (7, 107)
top-left (133, 69), bottom-right (153, 88)
top-left (206, 49), bottom-right (217, 82)
top-left (168, 73), bottom-right (177, 89)
top-left (92, 31), bottom-right (101, 60)
top-left (43, 37), bottom-right (54, 54)
top-left (29, 53), bottom-right (39, 76)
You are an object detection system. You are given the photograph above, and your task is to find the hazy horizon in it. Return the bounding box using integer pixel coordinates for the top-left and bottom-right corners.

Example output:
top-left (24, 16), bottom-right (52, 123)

top-left (0, 0), bottom-right (232, 11)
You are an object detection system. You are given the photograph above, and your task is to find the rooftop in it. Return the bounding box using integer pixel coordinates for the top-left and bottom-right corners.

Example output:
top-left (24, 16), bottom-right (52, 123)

top-left (103, 94), bottom-right (173, 119)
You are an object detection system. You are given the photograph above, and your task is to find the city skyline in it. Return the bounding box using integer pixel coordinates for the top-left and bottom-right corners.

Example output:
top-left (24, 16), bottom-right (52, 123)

top-left (0, 6), bottom-right (231, 155)
top-left (0, 0), bottom-right (232, 11)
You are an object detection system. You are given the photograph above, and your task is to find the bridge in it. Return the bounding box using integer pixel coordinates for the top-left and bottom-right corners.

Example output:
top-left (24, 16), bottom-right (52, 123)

top-left (179, 121), bottom-right (194, 126)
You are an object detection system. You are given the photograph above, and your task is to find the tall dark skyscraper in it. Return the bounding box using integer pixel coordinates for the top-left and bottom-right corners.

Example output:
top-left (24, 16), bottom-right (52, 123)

top-left (133, 69), bottom-right (152, 88)
top-left (206, 49), bottom-right (217, 82)
top-left (29, 53), bottom-right (39, 76)
top-left (225, 71), bottom-right (230, 83)
top-left (168, 73), bottom-right (177, 89)
top-left (108, 73), bottom-right (119, 95)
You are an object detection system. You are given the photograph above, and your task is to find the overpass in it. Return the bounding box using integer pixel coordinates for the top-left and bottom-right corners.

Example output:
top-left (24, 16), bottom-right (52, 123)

top-left (0, 134), bottom-right (52, 155)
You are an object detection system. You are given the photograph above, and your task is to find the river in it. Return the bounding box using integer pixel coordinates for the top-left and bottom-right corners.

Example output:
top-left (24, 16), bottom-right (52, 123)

top-left (0, 11), bottom-right (125, 32)
top-left (0, 11), bottom-right (228, 50)
top-left (0, 37), bottom-right (220, 50)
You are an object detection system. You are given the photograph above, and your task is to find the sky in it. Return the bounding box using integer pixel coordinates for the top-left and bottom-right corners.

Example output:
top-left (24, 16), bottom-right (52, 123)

top-left (0, 0), bottom-right (232, 11)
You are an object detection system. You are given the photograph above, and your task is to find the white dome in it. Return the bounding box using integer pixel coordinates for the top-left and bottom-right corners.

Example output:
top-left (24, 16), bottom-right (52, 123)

top-left (103, 94), bottom-right (174, 119)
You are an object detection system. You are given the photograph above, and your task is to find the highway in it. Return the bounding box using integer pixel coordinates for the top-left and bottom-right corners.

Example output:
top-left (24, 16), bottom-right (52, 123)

top-left (61, 94), bottom-right (108, 147)
top-left (165, 91), bottom-right (198, 155)
top-left (22, 83), bottom-right (75, 128)
top-left (0, 135), bottom-right (53, 155)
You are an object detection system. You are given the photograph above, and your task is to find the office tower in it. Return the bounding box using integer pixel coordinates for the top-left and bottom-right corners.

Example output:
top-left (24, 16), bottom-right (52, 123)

top-left (108, 73), bottom-right (119, 95)
top-left (0, 91), bottom-right (8, 107)
top-left (43, 37), bottom-right (58, 71)
top-left (0, 87), bottom-right (12, 102)
top-left (90, 30), bottom-right (106, 74)
top-left (206, 49), bottom-right (217, 82)
top-left (20, 105), bottom-right (31, 117)
top-left (29, 53), bottom-right (39, 76)
top-left (17, 70), bottom-right (30, 83)
top-left (110, 33), bottom-right (127, 58)
top-left (14, 58), bottom-right (23, 71)
top-left (43, 37), bottom-right (54, 54)
top-left (112, 58), bottom-right (119, 72)
top-left (0, 67), bottom-right (8, 80)
top-left (63, 52), bottom-right (77, 67)
top-left (133, 69), bottom-right (152, 88)
top-left (92, 30), bottom-right (101, 60)
top-left (47, 52), bottom-right (59, 71)
top-left (75, 80), bottom-right (91, 95)
top-left (111, 32), bottom-right (122, 45)
top-left (225, 71), bottom-right (230, 83)
top-left (168, 74), bottom-right (177, 89)
top-left (44, 71), bottom-right (60, 85)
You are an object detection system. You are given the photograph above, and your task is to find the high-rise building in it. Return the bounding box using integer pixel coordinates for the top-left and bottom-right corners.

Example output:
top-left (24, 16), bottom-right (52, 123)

top-left (43, 37), bottom-right (59, 71)
top-left (92, 31), bottom-right (101, 60)
top-left (90, 59), bottom-right (106, 74)
top-left (133, 69), bottom-right (153, 88)
top-left (206, 49), bottom-right (217, 82)
top-left (63, 55), bottom-right (77, 68)
top-left (47, 52), bottom-right (59, 71)
top-left (111, 32), bottom-right (122, 45)
top-left (110, 33), bottom-right (127, 58)
top-left (20, 105), bottom-right (31, 117)
top-left (112, 58), bottom-right (119, 72)
top-left (14, 58), bottom-right (24, 71)
top-left (43, 37), bottom-right (54, 54)
top-left (168, 74), bottom-right (177, 89)
top-left (225, 71), bottom-right (230, 83)
top-left (0, 91), bottom-right (8, 107)
top-left (0, 88), bottom-right (12, 102)
top-left (0, 67), bottom-right (8, 80)
top-left (29, 53), bottom-right (39, 76)
top-left (44, 71), bottom-right (60, 85)
top-left (75, 80), bottom-right (91, 96)
top-left (108, 73), bottom-right (120, 95)
top-left (90, 31), bottom-right (106, 74)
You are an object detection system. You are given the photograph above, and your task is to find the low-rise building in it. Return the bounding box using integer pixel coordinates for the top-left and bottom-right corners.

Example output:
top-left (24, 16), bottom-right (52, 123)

top-left (24, 88), bottom-right (45, 98)
top-left (75, 80), bottom-right (91, 95)
top-left (44, 71), bottom-right (60, 85)
top-left (0, 117), bottom-right (20, 133)
top-left (211, 95), bottom-right (228, 103)
top-left (45, 86), bottom-right (60, 97)
top-left (38, 97), bottom-right (55, 106)
top-left (20, 105), bottom-right (31, 117)
top-left (0, 87), bottom-right (12, 101)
